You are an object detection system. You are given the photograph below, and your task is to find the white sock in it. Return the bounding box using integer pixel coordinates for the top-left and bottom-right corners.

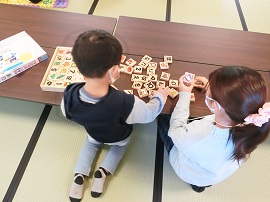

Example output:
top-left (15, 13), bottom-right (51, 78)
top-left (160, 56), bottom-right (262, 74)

top-left (69, 174), bottom-right (84, 201)
top-left (91, 168), bottom-right (107, 198)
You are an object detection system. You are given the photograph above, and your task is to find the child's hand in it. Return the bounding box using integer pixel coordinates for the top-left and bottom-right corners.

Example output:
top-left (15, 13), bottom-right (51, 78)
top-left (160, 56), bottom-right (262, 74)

top-left (194, 76), bottom-right (208, 89)
top-left (157, 86), bottom-right (170, 102)
top-left (179, 75), bottom-right (194, 92)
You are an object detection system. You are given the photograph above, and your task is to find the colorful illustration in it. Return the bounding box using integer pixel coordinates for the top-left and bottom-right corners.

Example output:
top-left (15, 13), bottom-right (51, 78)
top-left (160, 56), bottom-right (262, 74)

top-left (40, 47), bottom-right (84, 92)
top-left (0, 31), bottom-right (48, 83)
top-left (0, 48), bottom-right (23, 74)
top-left (0, 0), bottom-right (69, 8)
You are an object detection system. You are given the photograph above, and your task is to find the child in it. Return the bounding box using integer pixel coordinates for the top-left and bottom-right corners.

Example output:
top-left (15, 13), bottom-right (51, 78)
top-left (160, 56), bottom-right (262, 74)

top-left (158, 66), bottom-right (270, 193)
top-left (60, 30), bottom-right (169, 201)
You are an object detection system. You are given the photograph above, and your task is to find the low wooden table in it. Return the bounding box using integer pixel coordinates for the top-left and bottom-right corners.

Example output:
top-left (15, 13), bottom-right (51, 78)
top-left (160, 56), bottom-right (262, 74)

top-left (114, 16), bottom-right (270, 116)
top-left (115, 16), bottom-right (270, 71)
top-left (0, 4), bottom-right (117, 105)
top-left (0, 4), bottom-right (117, 48)
top-left (114, 54), bottom-right (270, 116)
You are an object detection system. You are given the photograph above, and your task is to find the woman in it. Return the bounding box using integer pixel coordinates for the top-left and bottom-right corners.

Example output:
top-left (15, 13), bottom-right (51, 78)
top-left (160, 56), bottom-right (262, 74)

top-left (158, 66), bottom-right (270, 192)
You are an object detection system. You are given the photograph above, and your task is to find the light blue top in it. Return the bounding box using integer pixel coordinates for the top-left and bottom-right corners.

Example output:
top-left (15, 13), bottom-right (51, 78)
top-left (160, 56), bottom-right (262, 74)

top-left (168, 92), bottom-right (241, 186)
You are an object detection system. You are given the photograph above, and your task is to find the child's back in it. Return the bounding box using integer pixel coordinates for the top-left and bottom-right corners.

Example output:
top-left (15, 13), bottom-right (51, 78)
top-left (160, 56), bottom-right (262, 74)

top-left (61, 29), bottom-right (169, 201)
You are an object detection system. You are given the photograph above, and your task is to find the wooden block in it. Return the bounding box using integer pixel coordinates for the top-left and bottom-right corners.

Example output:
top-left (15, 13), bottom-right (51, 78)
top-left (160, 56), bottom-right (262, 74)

top-left (131, 74), bottom-right (141, 82)
top-left (164, 55), bottom-right (173, 63)
top-left (138, 60), bottom-right (149, 69)
top-left (121, 55), bottom-right (126, 63)
top-left (168, 88), bottom-right (179, 98)
top-left (63, 81), bottom-right (72, 87)
top-left (156, 80), bottom-right (166, 88)
top-left (125, 58), bottom-right (137, 66)
top-left (141, 55), bottom-right (152, 63)
top-left (74, 74), bottom-right (84, 82)
top-left (148, 74), bottom-right (158, 82)
top-left (137, 88), bottom-right (149, 98)
top-left (124, 66), bottom-right (133, 74)
top-left (159, 62), bottom-right (169, 70)
top-left (144, 81), bottom-right (156, 90)
top-left (160, 72), bottom-right (170, 81)
top-left (68, 67), bottom-right (77, 74)
top-left (124, 90), bottom-right (133, 94)
top-left (132, 81), bottom-right (143, 90)
top-left (55, 81), bottom-right (64, 88)
top-left (148, 90), bottom-right (155, 98)
top-left (120, 64), bottom-right (127, 73)
top-left (58, 67), bottom-right (68, 74)
top-left (139, 75), bottom-right (149, 83)
top-left (190, 93), bottom-right (195, 101)
top-left (146, 67), bottom-right (156, 75)
top-left (184, 72), bottom-right (195, 83)
top-left (148, 62), bottom-right (158, 69)
top-left (64, 75), bottom-right (74, 82)
top-left (45, 80), bottom-right (55, 87)
top-left (169, 79), bottom-right (179, 88)
top-left (133, 65), bottom-right (143, 74)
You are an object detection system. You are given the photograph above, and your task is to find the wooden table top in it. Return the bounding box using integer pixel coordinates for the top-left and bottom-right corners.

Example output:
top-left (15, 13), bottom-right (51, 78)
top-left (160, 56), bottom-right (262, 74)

top-left (0, 47), bottom-right (63, 105)
top-left (115, 55), bottom-right (216, 116)
top-left (115, 55), bottom-right (270, 116)
top-left (1, 10), bottom-right (270, 117)
top-left (115, 16), bottom-right (270, 71)
top-left (0, 4), bottom-right (117, 105)
top-left (0, 4), bottom-right (117, 48)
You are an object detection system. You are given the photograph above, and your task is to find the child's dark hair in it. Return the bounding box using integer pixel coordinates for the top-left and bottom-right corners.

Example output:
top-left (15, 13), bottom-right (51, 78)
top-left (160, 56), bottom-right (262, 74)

top-left (209, 66), bottom-right (270, 162)
top-left (72, 29), bottom-right (122, 78)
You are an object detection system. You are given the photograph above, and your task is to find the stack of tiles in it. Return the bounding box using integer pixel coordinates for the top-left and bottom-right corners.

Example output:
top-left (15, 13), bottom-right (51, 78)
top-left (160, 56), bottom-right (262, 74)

top-left (120, 54), bottom-right (195, 101)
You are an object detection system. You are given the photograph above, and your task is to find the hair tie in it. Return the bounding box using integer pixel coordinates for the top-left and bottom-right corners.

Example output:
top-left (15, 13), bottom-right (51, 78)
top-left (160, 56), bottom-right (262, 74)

top-left (244, 102), bottom-right (270, 127)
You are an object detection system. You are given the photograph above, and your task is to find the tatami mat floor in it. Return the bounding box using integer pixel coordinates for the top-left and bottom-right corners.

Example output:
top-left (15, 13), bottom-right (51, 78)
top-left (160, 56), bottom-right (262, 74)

top-left (1, 0), bottom-right (270, 202)
top-left (93, 0), bottom-right (167, 21)
top-left (239, 0), bottom-right (270, 33)
top-left (0, 98), bottom-right (44, 201)
top-left (171, 0), bottom-right (242, 30)
top-left (162, 136), bottom-right (270, 202)
top-left (13, 106), bottom-right (157, 202)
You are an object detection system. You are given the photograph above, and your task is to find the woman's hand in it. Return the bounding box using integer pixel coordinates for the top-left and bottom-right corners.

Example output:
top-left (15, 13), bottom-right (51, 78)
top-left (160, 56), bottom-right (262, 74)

top-left (194, 76), bottom-right (208, 89)
top-left (178, 75), bottom-right (195, 92)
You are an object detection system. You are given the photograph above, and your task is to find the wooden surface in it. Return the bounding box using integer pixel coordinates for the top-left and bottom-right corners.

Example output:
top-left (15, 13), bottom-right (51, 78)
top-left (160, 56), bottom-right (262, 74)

top-left (0, 4), bottom-right (117, 105)
top-left (1, 9), bottom-right (270, 116)
top-left (0, 47), bottom-right (63, 105)
top-left (114, 55), bottom-right (219, 116)
top-left (115, 55), bottom-right (270, 116)
top-left (0, 4), bottom-right (117, 48)
top-left (115, 16), bottom-right (270, 71)
top-left (114, 16), bottom-right (270, 116)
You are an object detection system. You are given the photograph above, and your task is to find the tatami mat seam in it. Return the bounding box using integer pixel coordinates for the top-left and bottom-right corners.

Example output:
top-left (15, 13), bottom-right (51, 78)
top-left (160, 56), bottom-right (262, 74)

top-left (166, 0), bottom-right (172, 21)
top-left (235, 0), bottom-right (248, 31)
top-left (3, 105), bottom-right (52, 202)
top-left (153, 131), bottom-right (165, 202)
top-left (88, 0), bottom-right (99, 15)
top-left (152, 2), bottom-right (172, 202)
top-left (234, 2), bottom-right (269, 75)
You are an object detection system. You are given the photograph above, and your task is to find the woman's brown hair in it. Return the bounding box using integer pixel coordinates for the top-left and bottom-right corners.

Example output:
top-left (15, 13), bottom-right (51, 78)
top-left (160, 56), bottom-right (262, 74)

top-left (209, 66), bottom-right (270, 162)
